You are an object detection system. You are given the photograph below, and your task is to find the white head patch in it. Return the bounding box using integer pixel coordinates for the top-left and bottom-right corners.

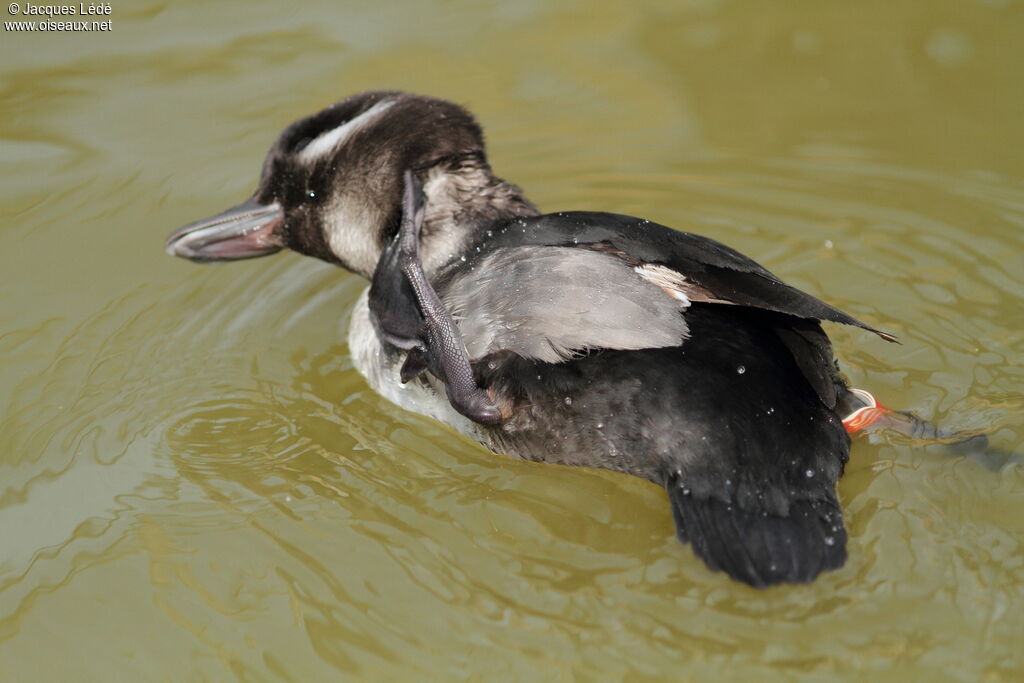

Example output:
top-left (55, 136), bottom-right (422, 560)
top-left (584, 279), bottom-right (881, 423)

top-left (298, 99), bottom-right (396, 163)
top-left (324, 193), bottom-right (384, 278)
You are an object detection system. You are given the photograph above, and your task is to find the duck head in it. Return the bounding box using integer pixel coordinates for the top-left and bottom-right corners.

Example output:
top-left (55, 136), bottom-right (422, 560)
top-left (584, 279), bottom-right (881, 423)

top-left (166, 90), bottom-right (536, 278)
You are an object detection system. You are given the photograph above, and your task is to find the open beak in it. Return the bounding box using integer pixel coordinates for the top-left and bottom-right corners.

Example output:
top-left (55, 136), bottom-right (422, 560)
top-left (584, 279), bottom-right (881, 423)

top-left (166, 198), bottom-right (285, 262)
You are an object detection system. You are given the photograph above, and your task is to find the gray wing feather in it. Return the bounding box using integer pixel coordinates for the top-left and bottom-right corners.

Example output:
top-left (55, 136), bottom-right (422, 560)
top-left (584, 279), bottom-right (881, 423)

top-left (441, 247), bottom-right (690, 363)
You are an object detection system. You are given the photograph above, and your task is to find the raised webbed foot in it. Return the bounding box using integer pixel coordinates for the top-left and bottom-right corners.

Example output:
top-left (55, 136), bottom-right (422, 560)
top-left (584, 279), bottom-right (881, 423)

top-left (369, 170), bottom-right (501, 426)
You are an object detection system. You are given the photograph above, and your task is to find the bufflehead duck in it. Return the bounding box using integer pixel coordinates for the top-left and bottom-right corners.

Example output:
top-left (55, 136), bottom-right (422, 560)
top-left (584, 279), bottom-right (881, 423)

top-left (166, 90), bottom-right (899, 587)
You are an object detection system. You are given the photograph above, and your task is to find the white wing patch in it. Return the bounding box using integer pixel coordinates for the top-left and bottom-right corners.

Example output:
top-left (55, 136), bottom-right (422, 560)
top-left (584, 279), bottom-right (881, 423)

top-left (634, 264), bottom-right (692, 306)
top-left (298, 99), bottom-right (396, 163)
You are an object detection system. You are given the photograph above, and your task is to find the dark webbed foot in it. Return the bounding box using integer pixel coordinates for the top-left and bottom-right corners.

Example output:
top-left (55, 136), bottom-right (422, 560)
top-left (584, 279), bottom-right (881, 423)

top-left (838, 387), bottom-right (1015, 470)
top-left (400, 348), bottom-right (429, 383)
top-left (368, 171), bottom-right (501, 425)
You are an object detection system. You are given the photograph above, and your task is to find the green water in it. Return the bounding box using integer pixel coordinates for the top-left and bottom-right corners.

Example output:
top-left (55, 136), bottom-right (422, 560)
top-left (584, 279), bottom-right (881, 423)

top-left (2, 1), bottom-right (1022, 680)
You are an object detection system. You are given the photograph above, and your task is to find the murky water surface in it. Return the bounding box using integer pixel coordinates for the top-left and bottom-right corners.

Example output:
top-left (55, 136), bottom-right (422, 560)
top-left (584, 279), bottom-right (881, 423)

top-left (2, 1), bottom-right (1022, 679)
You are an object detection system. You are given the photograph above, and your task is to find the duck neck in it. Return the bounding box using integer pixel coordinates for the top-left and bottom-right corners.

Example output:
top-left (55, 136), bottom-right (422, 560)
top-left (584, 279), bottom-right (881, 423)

top-left (418, 154), bottom-right (540, 274)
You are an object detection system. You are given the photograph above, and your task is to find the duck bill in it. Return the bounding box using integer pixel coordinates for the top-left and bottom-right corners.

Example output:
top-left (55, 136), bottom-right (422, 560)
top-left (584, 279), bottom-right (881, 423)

top-left (166, 198), bottom-right (285, 262)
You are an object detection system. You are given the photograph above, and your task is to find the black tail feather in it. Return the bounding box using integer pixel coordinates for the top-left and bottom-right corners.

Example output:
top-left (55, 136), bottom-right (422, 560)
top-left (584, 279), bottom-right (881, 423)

top-left (668, 485), bottom-right (847, 588)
